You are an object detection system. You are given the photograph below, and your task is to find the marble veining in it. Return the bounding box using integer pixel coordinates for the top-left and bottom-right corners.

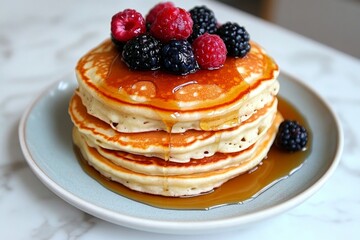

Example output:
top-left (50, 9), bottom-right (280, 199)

top-left (31, 212), bottom-right (96, 240)
top-left (1, 0), bottom-right (359, 239)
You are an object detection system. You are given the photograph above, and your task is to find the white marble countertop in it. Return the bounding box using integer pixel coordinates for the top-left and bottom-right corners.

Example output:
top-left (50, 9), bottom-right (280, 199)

top-left (1, 0), bottom-right (359, 239)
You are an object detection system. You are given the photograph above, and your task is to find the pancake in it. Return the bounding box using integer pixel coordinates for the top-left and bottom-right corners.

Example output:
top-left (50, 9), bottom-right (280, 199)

top-left (75, 39), bottom-right (279, 133)
top-left (70, 36), bottom-right (282, 197)
top-left (73, 112), bottom-right (283, 197)
top-left (70, 93), bottom-right (278, 162)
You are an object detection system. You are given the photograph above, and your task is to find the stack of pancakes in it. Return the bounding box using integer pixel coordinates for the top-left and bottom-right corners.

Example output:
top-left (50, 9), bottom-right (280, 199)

top-left (69, 39), bottom-right (281, 197)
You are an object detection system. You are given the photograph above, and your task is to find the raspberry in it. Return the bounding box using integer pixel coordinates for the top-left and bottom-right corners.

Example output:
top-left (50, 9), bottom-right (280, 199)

top-left (122, 34), bottom-right (162, 70)
top-left (275, 120), bottom-right (308, 152)
top-left (150, 6), bottom-right (193, 42)
top-left (145, 2), bottom-right (175, 25)
top-left (188, 6), bottom-right (217, 42)
top-left (192, 33), bottom-right (227, 70)
top-left (161, 40), bottom-right (198, 75)
top-left (217, 22), bottom-right (251, 57)
top-left (111, 9), bottom-right (146, 43)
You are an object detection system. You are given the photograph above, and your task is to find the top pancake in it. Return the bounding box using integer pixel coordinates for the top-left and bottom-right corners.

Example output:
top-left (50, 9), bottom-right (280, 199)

top-left (76, 39), bottom-right (279, 133)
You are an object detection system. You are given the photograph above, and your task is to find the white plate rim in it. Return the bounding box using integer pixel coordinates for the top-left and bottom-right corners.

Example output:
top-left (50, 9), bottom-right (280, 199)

top-left (18, 72), bottom-right (344, 234)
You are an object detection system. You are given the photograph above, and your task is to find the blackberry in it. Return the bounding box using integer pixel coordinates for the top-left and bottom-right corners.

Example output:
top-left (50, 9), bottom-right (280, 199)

top-left (275, 120), bottom-right (308, 152)
top-left (188, 6), bottom-right (217, 42)
top-left (188, 24), bottom-right (206, 43)
top-left (217, 22), bottom-right (251, 57)
top-left (122, 34), bottom-right (161, 70)
top-left (161, 40), bottom-right (198, 75)
top-left (111, 34), bottom-right (124, 51)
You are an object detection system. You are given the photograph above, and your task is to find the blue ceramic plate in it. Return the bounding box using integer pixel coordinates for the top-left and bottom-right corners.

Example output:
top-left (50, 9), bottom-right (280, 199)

top-left (19, 73), bottom-right (343, 234)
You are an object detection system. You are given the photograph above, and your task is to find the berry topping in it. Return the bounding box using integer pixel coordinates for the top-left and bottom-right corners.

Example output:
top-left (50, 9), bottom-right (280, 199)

top-left (188, 24), bottom-right (206, 43)
top-left (217, 22), bottom-right (251, 57)
top-left (192, 33), bottom-right (227, 70)
top-left (145, 1), bottom-right (175, 26)
top-left (111, 9), bottom-right (146, 43)
top-left (150, 6), bottom-right (193, 42)
top-left (188, 6), bottom-right (218, 42)
top-left (109, 4), bottom-right (253, 75)
top-left (161, 40), bottom-right (198, 75)
top-left (122, 34), bottom-right (162, 70)
top-left (275, 120), bottom-right (308, 152)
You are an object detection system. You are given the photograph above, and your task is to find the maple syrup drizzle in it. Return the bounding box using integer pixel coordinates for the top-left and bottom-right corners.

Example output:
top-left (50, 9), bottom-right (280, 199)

top-left (75, 97), bottom-right (311, 210)
top-left (92, 41), bottom-right (277, 119)
top-left (104, 53), bottom-right (247, 102)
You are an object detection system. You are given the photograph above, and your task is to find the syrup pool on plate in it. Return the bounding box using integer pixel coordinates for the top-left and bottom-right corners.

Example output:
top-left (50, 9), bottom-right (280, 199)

top-left (76, 97), bottom-right (311, 210)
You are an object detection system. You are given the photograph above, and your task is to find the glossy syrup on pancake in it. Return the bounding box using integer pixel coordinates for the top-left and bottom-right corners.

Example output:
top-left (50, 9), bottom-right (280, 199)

top-left (76, 40), bottom-right (279, 132)
top-left (75, 97), bottom-right (311, 210)
top-left (102, 42), bottom-right (269, 110)
top-left (90, 41), bottom-right (278, 161)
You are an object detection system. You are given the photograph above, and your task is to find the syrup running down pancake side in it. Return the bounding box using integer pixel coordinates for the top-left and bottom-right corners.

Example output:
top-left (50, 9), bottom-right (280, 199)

top-left (74, 97), bottom-right (311, 210)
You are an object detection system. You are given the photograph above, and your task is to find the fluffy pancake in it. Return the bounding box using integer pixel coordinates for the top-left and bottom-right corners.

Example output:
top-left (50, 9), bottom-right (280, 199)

top-left (70, 93), bottom-right (278, 162)
top-left (75, 39), bottom-right (279, 133)
top-left (70, 37), bottom-right (282, 197)
top-left (73, 112), bottom-right (283, 197)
